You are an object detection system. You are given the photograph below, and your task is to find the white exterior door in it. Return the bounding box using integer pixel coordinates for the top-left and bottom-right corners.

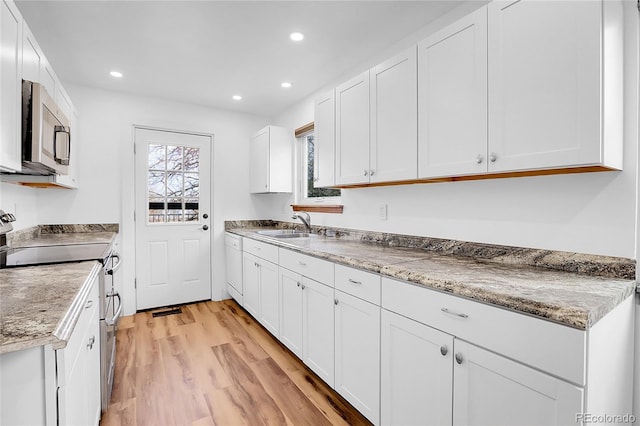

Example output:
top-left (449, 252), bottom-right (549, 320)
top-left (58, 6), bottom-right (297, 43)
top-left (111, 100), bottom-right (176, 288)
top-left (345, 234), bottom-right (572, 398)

top-left (135, 127), bottom-right (212, 310)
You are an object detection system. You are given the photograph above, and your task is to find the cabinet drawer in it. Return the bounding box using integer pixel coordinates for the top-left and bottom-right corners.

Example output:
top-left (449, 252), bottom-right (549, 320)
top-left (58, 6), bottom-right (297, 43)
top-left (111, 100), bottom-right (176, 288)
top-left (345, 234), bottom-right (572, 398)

top-left (59, 276), bottom-right (99, 382)
top-left (381, 277), bottom-right (586, 385)
top-left (225, 232), bottom-right (242, 250)
top-left (243, 237), bottom-right (278, 264)
top-left (335, 264), bottom-right (381, 305)
top-left (279, 248), bottom-right (334, 285)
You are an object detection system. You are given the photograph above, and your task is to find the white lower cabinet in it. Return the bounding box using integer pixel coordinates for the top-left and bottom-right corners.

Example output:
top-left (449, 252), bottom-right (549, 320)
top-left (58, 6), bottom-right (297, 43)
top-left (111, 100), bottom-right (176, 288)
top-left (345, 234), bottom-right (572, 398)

top-left (302, 276), bottom-right (335, 387)
top-left (452, 340), bottom-right (583, 426)
top-left (381, 309), bottom-right (584, 426)
top-left (242, 251), bottom-right (279, 337)
top-left (334, 290), bottom-right (380, 424)
top-left (278, 266), bottom-right (335, 386)
top-left (381, 309), bottom-right (453, 426)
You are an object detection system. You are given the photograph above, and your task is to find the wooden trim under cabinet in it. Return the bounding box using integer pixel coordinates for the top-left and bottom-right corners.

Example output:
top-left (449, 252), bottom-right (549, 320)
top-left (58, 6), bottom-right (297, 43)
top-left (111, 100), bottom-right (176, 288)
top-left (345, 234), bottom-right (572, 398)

top-left (294, 122), bottom-right (314, 137)
top-left (291, 204), bottom-right (343, 214)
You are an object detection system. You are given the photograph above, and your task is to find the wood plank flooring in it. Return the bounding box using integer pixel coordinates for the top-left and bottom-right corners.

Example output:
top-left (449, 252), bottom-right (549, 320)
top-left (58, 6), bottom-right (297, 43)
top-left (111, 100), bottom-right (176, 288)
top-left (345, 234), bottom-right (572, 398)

top-left (100, 300), bottom-right (371, 426)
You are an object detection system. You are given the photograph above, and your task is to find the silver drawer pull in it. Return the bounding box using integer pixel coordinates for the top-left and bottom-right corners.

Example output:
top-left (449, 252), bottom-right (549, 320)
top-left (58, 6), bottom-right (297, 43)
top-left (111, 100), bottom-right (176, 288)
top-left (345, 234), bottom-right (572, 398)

top-left (297, 261), bottom-right (307, 266)
top-left (85, 300), bottom-right (93, 309)
top-left (348, 278), bottom-right (362, 285)
top-left (441, 307), bottom-right (468, 319)
top-left (87, 336), bottom-right (96, 350)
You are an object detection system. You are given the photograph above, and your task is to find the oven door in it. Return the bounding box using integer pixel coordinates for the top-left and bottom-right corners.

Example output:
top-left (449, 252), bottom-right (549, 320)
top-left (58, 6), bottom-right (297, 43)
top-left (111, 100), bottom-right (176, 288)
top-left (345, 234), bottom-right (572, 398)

top-left (100, 252), bottom-right (122, 411)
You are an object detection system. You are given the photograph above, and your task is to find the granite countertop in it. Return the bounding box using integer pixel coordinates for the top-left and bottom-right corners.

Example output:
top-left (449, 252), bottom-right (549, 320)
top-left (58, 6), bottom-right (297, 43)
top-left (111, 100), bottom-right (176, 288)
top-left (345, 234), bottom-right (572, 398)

top-left (0, 261), bottom-right (102, 354)
top-left (0, 224), bottom-right (118, 355)
top-left (228, 225), bottom-right (636, 330)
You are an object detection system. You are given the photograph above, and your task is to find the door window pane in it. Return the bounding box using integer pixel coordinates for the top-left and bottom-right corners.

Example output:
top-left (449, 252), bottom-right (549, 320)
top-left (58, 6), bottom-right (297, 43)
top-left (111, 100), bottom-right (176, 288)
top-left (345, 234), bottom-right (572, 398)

top-left (147, 143), bottom-right (200, 224)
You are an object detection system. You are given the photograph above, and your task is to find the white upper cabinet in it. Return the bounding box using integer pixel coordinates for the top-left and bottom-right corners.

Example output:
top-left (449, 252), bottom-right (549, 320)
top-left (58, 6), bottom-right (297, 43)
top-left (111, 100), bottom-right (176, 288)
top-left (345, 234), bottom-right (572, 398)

top-left (336, 71), bottom-right (370, 185)
top-left (0, 0), bottom-right (22, 172)
top-left (487, 0), bottom-right (622, 172)
top-left (370, 47), bottom-right (417, 183)
top-left (249, 125), bottom-right (292, 193)
top-left (21, 22), bottom-right (42, 84)
top-left (418, 6), bottom-right (488, 179)
top-left (313, 90), bottom-right (336, 188)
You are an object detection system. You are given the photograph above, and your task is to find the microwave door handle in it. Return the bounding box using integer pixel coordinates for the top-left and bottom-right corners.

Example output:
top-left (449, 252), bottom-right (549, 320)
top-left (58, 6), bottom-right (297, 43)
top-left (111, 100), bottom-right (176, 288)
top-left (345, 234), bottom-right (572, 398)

top-left (53, 125), bottom-right (70, 166)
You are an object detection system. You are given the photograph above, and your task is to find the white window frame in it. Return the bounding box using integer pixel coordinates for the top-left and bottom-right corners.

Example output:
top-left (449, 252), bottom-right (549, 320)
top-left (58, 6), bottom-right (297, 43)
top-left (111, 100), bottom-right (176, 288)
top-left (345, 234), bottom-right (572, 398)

top-left (296, 130), bottom-right (341, 205)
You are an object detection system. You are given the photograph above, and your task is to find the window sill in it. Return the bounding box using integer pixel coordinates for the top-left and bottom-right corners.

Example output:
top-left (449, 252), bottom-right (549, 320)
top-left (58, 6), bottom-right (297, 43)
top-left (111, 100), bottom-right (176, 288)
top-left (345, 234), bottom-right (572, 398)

top-left (291, 204), bottom-right (344, 214)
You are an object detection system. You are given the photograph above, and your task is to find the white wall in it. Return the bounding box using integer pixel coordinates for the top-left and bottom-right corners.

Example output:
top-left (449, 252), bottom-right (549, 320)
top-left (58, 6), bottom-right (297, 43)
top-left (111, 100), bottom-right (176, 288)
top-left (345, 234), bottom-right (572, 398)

top-left (2, 84), bottom-right (269, 315)
top-left (0, 182), bottom-right (38, 230)
top-left (264, 0), bottom-right (640, 260)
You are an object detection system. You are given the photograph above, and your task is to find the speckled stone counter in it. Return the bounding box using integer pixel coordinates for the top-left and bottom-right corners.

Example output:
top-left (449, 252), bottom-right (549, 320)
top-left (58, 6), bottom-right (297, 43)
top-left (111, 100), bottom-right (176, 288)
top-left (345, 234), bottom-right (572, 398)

top-left (8, 223), bottom-right (118, 247)
top-left (0, 261), bottom-right (102, 354)
top-left (0, 223), bottom-right (119, 355)
top-left (226, 221), bottom-right (636, 330)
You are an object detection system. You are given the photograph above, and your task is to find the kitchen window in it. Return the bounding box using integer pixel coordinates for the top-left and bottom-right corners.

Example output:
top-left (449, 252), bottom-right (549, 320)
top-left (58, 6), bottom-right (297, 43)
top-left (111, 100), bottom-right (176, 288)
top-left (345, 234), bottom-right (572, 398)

top-left (297, 129), bottom-right (341, 206)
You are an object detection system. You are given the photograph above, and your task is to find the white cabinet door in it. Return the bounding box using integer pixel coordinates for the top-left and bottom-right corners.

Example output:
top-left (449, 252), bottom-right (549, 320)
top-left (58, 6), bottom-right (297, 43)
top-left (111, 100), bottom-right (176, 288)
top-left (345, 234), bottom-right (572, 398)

top-left (336, 71), bottom-right (370, 185)
top-left (0, 0), bottom-right (22, 172)
top-left (334, 290), bottom-right (380, 424)
top-left (21, 22), bottom-right (42, 84)
top-left (242, 252), bottom-right (260, 318)
top-left (279, 267), bottom-right (303, 358)
top-left (225, 233), bottom-right (243, 303)
top-left (249, 127), bottom-right (270, 193)
top-left (487, 0), bottom-right (604, 172)
top-left (418, 5), bottom-right (488, 179)
top-left (453, 340), bottom-right (583, 426)
top-left (370, 47), bottom-right (417, 183)
top-left (258, 258), bottom-right (279, 338)
top-left (313, 90), bottom-right (336, 188)
top-left (302, 276), bottom-right (335, 387)
top-left (381, 309), bottom-right (453, 426)
top-left (86, 309), bottom-right (101, 425)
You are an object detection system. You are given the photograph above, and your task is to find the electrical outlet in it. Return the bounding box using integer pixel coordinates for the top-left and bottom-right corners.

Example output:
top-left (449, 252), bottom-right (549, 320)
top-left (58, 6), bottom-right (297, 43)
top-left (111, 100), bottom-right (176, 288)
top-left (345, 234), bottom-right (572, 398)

top-left (379, 204), bottom-right (388, 220)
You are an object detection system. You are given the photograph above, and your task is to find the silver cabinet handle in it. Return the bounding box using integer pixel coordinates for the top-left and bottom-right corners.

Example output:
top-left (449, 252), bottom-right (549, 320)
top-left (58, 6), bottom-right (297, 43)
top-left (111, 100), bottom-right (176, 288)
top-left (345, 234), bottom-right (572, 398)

top-left (201, 225), bottom-right (209, 231)
top-left (363, 170), bottom-right (368, 176)
top-left (297, 260), bottom-right (307, 266)
top-left (440, 345), bottom-right (448, 356)
top-left (348, 278), bottom-right (362, 285)
top-left (441, 307), bottom-right (468, 319)
top-left (369, 170), bottom-right (375, 176)
top-left (334, 298), bottom-right (339, 305)
top-left (85, 299), bottom-right (93, 309)
top-left (297, 282), bottom-right (301, 288)
top-left (455, 352), bottom-right (464, 365)
top-left (476, 155), bottom-right (483, 164)
top-left (87, 335), bottom-right (96, 350)
top-left (301, 284), bottom-right (306, 290)
top-left (489, 152), bottom-right (497, 162)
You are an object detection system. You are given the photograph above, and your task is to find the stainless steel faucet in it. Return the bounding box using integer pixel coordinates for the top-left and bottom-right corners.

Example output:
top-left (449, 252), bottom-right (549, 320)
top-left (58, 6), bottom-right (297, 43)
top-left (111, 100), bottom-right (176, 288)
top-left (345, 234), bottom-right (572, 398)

top-left (292, 211), bottom-right (311, 232)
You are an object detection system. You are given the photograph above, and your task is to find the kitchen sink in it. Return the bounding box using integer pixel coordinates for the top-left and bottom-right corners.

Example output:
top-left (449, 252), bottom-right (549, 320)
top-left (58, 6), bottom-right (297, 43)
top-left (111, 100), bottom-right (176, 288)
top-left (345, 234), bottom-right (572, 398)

top-left (257, 229), bottom-right (315, 238)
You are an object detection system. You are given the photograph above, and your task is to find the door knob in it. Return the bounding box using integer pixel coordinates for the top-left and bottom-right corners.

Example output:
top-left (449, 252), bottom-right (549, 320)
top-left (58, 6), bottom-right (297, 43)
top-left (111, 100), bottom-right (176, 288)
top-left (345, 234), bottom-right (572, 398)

top-left (201, 225), bottom-right (209, 231)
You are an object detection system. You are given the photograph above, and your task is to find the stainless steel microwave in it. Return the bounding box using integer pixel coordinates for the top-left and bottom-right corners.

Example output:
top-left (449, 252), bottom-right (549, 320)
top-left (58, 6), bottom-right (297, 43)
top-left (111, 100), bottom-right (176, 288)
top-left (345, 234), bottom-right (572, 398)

top-left (21, 80), bottom-right (71, 175)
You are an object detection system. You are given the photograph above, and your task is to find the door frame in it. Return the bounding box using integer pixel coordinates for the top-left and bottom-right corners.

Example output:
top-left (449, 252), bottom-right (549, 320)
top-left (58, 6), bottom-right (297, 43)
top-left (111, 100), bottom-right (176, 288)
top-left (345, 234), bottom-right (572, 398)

top-left (131, 124), bottom-right (215, 311)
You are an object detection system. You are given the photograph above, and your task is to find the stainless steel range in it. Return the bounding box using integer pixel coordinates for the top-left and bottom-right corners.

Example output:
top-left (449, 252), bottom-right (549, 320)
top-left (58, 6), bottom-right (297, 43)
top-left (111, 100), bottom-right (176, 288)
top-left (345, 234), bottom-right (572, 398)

top-left (0, 211), bottom-right (122, 413)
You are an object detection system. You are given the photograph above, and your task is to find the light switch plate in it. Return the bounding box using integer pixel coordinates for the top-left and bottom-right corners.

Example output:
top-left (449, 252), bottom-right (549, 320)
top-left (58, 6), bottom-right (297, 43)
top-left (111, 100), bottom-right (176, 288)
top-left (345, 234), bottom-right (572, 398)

top-left (379, 204), bottom-right (388, 220)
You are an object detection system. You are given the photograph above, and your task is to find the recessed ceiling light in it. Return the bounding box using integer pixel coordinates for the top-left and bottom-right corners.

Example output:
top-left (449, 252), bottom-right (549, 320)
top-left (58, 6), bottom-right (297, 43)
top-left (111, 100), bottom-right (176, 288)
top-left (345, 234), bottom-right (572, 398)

top-left (289, 32), bottom-right (304, 42)
top-left (232, 95), bottom-right (242, 101)
top-left (281, 82), bottom-right (292, 88)
top-left (109, 71), bottom-right (123, 78)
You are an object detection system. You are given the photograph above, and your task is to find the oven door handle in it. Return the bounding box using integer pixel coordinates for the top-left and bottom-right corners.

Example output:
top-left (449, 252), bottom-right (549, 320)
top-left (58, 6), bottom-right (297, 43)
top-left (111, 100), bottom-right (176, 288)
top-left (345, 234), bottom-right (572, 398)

top-left (106, 252), bottom-right (122, 276)
top-left (105, 291), bottom-right (122, 326)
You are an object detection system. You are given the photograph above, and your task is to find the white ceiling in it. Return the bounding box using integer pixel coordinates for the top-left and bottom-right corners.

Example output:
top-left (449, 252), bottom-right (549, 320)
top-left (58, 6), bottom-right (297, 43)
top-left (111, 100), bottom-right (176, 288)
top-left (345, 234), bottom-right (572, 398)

top-left (16, 1), bottom-right (464, 118)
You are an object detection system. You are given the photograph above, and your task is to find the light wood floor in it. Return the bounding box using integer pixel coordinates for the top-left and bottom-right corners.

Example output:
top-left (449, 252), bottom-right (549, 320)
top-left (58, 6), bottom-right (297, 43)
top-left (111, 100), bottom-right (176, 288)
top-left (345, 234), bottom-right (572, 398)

top-left (100, 299), bottom-right (371, 426)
